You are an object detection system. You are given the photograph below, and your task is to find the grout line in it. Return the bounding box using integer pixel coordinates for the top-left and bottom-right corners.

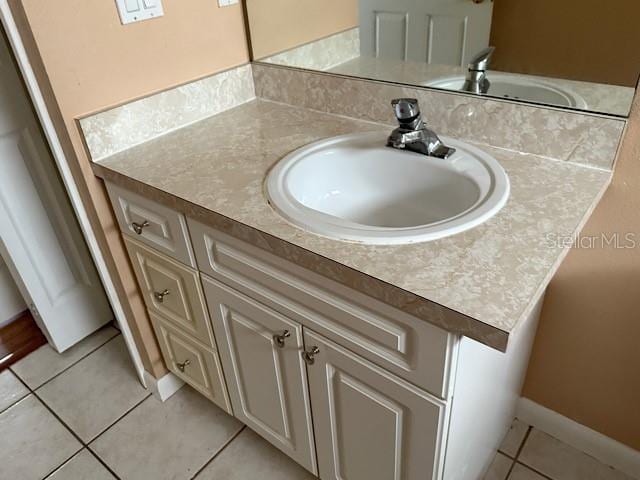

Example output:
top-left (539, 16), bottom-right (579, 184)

top-left (34, 386), bottom-right (150, 479)
top-left (512, 462), bottom-right (555, 480)
top-left (86, 392), bottom-right (153, 444)
top-left (0, 390), bottom-right (30, 416)
top-left (39, 446), bottom-right (85, 480)
top-left (189, 426), bottom-right (247, 480)
top-left (505, 427), bottom-right (533, 478)
top-left (86, 445), bottom-right (123, 480)
top-left (9, 328), bottom-right (121, 391)
top-left (9, 374), bottom-right (86, 479)
top-left (515, 427), bottom-right (533, 461)
top-left (2, 331), bottom-right (144, 480)
top-left (31, 389), bottom-right (90, 445)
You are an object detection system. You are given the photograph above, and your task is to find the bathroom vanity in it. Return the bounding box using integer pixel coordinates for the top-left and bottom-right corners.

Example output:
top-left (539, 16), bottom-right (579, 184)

top-left (92, 97), bottom-right (612, 480)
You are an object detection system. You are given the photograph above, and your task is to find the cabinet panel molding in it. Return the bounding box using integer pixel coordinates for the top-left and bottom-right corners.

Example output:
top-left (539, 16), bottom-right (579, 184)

top-left (304, 329), bottom-right (447, 480)
top-left (203, 275), bottom-right (318, 474)
top-left (125, 236), bottom-right (215, 348)
top-left (189, 219), bottom-right (454, 398)
top-left (106, 181), bottom-right (196, 267)
top-left (150, 312), bottom-right (232, 413)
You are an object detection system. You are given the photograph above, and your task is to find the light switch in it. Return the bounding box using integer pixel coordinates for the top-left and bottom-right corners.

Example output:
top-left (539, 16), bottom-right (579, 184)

top-left (116, 0), bottom-right (164, 25)
top-left (125, 0), bottom-right (140, 12)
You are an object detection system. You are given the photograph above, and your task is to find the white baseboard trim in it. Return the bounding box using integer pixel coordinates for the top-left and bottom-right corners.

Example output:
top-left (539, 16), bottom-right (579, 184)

top-left (144, 371), bottom-right (185, 402)
top-left (517, 398), bottom-right (640, 479)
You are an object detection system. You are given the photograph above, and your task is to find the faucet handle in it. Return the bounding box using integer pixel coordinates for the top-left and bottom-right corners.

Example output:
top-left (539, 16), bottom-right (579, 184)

top-left (391, 98), bottom-right (423, 129)
top-left (468, 46), bottom-right (495, 72)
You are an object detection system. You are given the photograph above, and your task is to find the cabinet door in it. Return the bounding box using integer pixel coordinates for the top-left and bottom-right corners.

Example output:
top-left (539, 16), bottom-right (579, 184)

top-left (202, 276), bottom-right (317, 475)
top-left (304, 329), bottom-right (447, 480)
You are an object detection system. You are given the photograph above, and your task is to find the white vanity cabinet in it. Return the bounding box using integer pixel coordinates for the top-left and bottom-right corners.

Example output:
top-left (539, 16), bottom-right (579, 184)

top-left (106, 181), bottom-right (542, 480)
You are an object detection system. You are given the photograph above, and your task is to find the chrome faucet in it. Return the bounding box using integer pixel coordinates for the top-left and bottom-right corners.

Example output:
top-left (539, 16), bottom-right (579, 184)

top-left (387, 98), bottom-right (456, 159)
top-left (462, 46), bottom-right (495, 94)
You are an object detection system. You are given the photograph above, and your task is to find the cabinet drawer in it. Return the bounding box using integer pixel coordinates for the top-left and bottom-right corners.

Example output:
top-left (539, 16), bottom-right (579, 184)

top-left (188, 219), bottom-right (454, 399)
top-left (150, 312), bottom-right (232, 414)
top-left (106, 182), bottom-right (196, 267)
top-left (124, 236), bottom-right (215, 348)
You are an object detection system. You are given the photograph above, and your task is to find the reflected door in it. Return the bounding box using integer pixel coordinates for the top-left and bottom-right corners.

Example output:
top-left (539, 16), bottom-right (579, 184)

top-left (360, 0), bottom-right (493, 66)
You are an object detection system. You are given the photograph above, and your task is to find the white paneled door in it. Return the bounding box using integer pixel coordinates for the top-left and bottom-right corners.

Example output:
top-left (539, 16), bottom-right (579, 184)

top-left (305, 329), bottom-right (448, 480)
top-left (360, 0), bottom-right (493, 67)
top-left (0, 31), bottom-right (112, 352)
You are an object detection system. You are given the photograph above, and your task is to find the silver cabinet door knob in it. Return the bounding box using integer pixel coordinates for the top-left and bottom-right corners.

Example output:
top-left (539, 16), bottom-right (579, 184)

top-left (132, 220), bottom-right (150, 235)
top-left (176, 359), bottom-right (191, 372)
top-left (273, 330), bottom-right (291, 349)
top-left (302, 346), bottom-right (320, 365)
top-left (154, 289), bottom-right (170, 303)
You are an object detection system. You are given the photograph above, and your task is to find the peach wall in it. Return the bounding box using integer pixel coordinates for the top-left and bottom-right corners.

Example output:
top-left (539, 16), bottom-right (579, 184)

top-left (490, 0), bottom-right (640, 87)
top-left (246, 0), bottom-right (358, 59)
top-left (9, 0), bottom-right (250, 376)
top-left (524, 91), bottom-right (640, 450)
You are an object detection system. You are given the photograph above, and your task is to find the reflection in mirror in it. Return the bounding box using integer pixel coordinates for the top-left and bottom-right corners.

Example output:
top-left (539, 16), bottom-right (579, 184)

top-left (245, 0), bottom-right (640, 117)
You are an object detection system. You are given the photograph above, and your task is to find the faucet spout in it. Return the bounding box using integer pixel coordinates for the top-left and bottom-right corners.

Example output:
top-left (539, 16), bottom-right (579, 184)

top-left (387, 99), bottom-right (456, 160)
top-left (462, 46), bottom-right (495, 94)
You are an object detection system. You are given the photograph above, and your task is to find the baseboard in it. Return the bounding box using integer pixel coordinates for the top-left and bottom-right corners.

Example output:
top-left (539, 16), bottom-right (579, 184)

top-left (0, 309), bottom-right (28, 329)
top-left (517, 398), bottom-right (640, 479)
top-left (143, 371), bottom-right (185, 402)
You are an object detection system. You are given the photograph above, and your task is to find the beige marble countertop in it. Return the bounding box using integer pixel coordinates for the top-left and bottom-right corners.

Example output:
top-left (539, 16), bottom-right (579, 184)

top-left (93, 100), bottom-right (611, 351)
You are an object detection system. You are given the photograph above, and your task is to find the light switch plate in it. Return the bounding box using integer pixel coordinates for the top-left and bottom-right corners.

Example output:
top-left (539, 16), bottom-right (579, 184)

top-left (115, 0), bottom-right (164, 25)
top-left (218, 0), bottom-right (239, 6)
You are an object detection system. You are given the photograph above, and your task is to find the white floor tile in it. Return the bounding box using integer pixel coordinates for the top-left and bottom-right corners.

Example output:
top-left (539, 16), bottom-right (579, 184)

top-left (195, 428), bottom-right (317, 480)
top-left (0, 395), bottom-right (81, 480)
top-left (509, 463), bottom-right (548, 480)
top-left (0, 369), bottom-right (29, 412)
top-left (36, 336), bottom-right (148, 441)
top-left (47, 449), bottom-right (116, 480)
top-left (485, 452), bottom-right (515, 480)
top-left (91, 386), bottom-right (243, 480)
top-left (500, 418), bottom-right (530, 457)
top-left (520, 429), bottom-right (634, 480)
top-left (11, 326), bottom-right (119, 389)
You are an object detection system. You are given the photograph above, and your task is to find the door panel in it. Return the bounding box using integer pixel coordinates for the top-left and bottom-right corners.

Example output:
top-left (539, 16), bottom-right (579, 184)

top-left (0, 30), bottom-right (111, 352)
top-left (202, 276), bottom-right (317, 475)
top-left (360, 0), bottom-right (493, 66)
top-left (305, 329), bottom-right (447, 480)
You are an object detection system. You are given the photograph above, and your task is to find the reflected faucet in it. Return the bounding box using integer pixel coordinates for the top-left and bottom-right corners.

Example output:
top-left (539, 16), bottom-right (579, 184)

top-left (462, 46), bottom-right (496, 94)
top-left (387, 98), bottom-right (456, 159)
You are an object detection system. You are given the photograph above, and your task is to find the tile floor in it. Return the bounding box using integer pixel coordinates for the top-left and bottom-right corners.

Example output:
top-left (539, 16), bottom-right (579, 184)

top-left (0, 325), bottom-right (635, 480)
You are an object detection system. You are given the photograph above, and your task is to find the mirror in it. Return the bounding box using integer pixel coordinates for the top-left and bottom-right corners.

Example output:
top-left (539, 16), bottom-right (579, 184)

top-left (245, 0), bottom-right (639, 117)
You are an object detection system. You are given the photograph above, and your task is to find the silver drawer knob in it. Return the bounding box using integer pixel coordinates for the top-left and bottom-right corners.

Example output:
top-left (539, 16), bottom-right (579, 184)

top-left (273, 330), bottom-right (291, 349)
top-left (176, 359), bottom-right (191, 372)
top-left (302, 346), bottom-right (320, 365)
top-left (154, 289), bottom-right (170, 303)
top-left (132, 220), bottom-right (149, 235)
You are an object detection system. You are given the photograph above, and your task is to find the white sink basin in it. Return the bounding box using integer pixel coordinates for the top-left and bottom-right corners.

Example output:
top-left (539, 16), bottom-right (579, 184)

top-left (266, 132), bottom-right (510, 245)
top-left (427, 73), bottom-right (588, 109)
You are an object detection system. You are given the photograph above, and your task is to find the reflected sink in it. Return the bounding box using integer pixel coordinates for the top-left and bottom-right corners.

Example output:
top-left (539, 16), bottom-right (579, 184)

top-left (265, 132), bottom-right (510, 245)
top-left (427, 73), bottom-right (588, 109)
